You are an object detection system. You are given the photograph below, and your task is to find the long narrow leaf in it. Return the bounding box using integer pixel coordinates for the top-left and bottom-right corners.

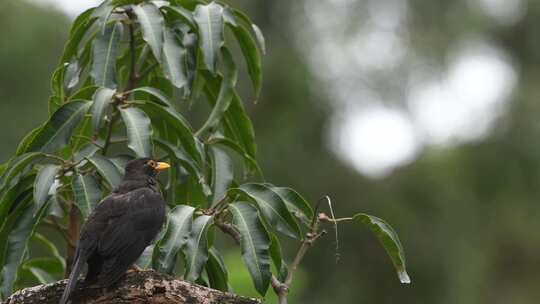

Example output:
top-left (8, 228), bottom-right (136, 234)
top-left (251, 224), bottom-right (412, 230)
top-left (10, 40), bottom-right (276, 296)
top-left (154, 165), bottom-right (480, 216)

top-left (162, 27), bottom-right (188, 89)
top-left (26, 101), bottom-right (91, 154)
top-left (209, 145), bottom-right (233, 206)
top-left (233, 183), bottom-right (301, 239)
top-left (194, 2), bottom-right (224, 73)
top-left (120, 107), bottom-right (154, 157)
top-left (229, 202), bottom-right (271, 296)
top-left (353, 213), bottom-right (411, 284)
top-left (86, 155), bottom-right (122, 188)
top-left (183, 215), bottom-right (213, 281)
top-left (133, 2), bottom-right (164, 62)
top-left (72, 173), bottom-right (102, 220)
top-left (91, 87), bottom-right (116, 132)
top-left (90, 22), bottom-right (123, 89)
top-left (33, 165), bottom-right (60, 216)
top-left (205, 247), bottom-right (229, 292)
top-left (153, 205), bottom-right (195, 274)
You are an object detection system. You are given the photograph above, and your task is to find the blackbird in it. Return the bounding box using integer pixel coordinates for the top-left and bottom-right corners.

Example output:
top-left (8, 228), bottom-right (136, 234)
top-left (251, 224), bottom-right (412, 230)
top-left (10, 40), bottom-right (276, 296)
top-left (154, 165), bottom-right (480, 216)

top-left (60, 158), bottom-right (170, 304)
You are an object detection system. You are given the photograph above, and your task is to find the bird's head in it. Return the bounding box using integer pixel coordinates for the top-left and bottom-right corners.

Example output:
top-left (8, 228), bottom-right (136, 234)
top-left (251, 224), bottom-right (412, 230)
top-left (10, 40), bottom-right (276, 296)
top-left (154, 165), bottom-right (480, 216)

top-left (124, 158), bottom-right (170, 179)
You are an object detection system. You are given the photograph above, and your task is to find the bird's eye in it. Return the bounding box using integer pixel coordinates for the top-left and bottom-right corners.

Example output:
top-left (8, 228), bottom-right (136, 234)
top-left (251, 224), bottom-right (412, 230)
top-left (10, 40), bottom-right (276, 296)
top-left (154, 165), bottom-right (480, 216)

top-left (147, 160), bottom-right (157, 168)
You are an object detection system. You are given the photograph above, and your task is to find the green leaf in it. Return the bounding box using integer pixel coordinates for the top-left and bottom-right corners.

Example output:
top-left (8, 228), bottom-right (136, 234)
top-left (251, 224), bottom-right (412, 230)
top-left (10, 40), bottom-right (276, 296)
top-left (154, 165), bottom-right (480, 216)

top-left (229, 202), bottom-right (271, 296)
top-left (33, 233), bottom-right (66, 270)
top-left (135, 245), bottom-right (155, 269)
top-left (130, 87), bottom-right (172, 107)
top-left (120, 107), bottom-right (154, 157)
top-left (153, 139), bottom-right (211, 196)
top-left (60, 8), bottom-right (97, 63)
top-left (153, 205), bottom-right (195, 274)
top-left (205, 247), bottom-right (229, 292)
top-left (162, 5), bottom-right (196, 28)
top-left (33, 165), bottom-right (60, 216)
top-left (64, 59), bottom-right (81, 92)
top-left (194, 2), bottom-right (224, 72)
top-left (22, 258), bottom-right (63, 284)
top-left (91, 22), bottom-right (123, 89)
top-left (233, 183), bottom-right (301, 239)
top-left (26, 101), bottom-right (91, 154)
top-left (92, 0), bottom-right (115, 33)
top-left (271, 187), bottom-right (313, 225)
top-left (197, 47), bottom-right (237, 135)
top-left (15, 126), bottom-right (44, 156)
top-left (133, 2), bottom-right (164, 62)
top-left (202, 73), bottom-right (256, 157)
top-left (269, 233), bottom-right (288, 282)
top-left (208, 136), bottom-right (262, 178)
top-left (209, 145), bottom-right (233, 206)
top-left (72, 173), bottom-right (102, 220)
top-left (137, 102), bottom-right (203, 165)
top-left (226, 22), bottom-right (262, 96)
top-left (0, 196), bottom-right (46, 297)
top-left (0, 153), bottom-right (44, 192)
top-left (183, 214), bottom-right (213, 281)
top-left (353, 213), bottom-right (411, 284)
top-left (0, 174), bottom-right (35, 223)
top-left (251, 24), bottom-right (266, 55)
top-left (86, 155), bottom-right (123, 188)
top-left (162, 27), bottom-right (188, 89)
top-left (91, 87), bottom-right (116, 132)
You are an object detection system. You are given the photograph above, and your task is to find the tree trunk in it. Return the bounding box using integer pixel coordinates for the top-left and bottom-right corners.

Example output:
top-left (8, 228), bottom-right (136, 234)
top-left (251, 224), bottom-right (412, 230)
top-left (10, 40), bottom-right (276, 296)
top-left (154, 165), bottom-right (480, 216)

top-left (3, 270), bottom-right (262, 304)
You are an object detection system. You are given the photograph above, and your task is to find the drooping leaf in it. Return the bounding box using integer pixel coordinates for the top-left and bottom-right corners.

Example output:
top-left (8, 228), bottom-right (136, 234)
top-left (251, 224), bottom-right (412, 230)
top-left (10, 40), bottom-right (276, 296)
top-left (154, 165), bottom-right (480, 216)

top-left (86, 155), bottom-right (122, 188)
top-left (209, 145), bottom-right (233, 206)
top-left (269, 233), bottom-right (288, 282)
top-left (162, 5), bottom-right (195, 28)
top-left (33, 233), bottom-right (66, 270)
top-left (0, 174), bottom-right (35, 223)
top-left (90, 22), bottom-right (123, 89)
top-left (109, 155), bottom-right (132, 175)
top-left (0, 197), bottom-right (45, 297)
top-left (129, 86), bottom-right (172, 107)
top-left (251, 24), bottom-right (266, 55)
top-left (120, 107), bottom-right (154, 157)
top-left (63, 59), bottom-right (81, 92)
top-left (162, 27), bottom-right (188, 89)
top-left (135, 245), bottom-right (155, 269)
top-left (232, 183), bottom-right (301, 239)
top-left (60, 8), bottom-right (97, 63)
top-left (197, 47), bottom-right (237, 135)
top-left (137, 102), bottom-right (203, 165)
top-left (229, 202), bottom-right (271, 296)
top-left (22, 258), bottom-right (63, 284)
top-left (133, 2), bottom-right (164, 62)
top-left (33, 165), bottom-right (60, 216)
top-left (183, 215), bottom-right (213, 281)
top-left (0, 153), bottom-right (45, 192)
top-left (26, 101), bottom-right (91, 154)
top-left (226, 21), bottom-right (262, 96)
top-left (205, 247), bottom-right (229, 292)
top-left (91, 87), bottom-right (116, 132)
top-left (153, 205), bottom-right (195, 274)
top-left (271, 186), bottom-right (313, 225)
top-left (208, 136), bottom-right (262, 178)
top-left (92, 0), bottom-right (115, 33)
top-left (15, 126), bottom-right (44, 156)
top-left (153, 139), bottom-right (211, 196)
top-left (72, 173), bottom-right (102, 219)
top-left (194, 2), bottom-right (224, 72)
top-left (353, 213), bottom-right (411, 284)
top-left (202, 72), bottom-right (256, 157)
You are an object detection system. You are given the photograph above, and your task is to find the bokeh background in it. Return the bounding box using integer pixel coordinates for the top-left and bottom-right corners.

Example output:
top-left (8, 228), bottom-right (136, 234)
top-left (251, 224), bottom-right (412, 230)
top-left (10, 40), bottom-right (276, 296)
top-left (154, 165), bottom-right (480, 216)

top-left (3, 0), bottom-right (540, 303)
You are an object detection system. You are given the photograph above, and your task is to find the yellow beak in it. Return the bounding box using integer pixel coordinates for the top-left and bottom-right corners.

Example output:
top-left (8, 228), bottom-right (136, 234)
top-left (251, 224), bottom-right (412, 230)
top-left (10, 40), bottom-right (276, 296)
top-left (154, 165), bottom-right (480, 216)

top-left (155, 162), bottom-right (171, 171)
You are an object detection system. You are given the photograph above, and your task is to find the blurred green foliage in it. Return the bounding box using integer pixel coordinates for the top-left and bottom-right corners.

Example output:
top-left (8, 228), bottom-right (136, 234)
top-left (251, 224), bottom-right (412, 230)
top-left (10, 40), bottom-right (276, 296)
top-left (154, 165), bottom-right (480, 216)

top-left (2, 0), bottom-right (540, 303)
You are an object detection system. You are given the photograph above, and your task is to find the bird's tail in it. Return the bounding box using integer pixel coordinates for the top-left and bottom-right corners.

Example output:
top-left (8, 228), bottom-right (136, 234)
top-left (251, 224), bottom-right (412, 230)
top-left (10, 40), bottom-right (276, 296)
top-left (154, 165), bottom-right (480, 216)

top-left (59, 251), bottom-right (83, 304)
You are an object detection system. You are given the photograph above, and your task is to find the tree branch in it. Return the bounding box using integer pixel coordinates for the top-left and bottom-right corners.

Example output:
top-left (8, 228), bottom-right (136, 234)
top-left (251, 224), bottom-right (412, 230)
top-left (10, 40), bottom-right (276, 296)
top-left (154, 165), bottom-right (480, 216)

top-left (4, 270), bottom-right (261, 304)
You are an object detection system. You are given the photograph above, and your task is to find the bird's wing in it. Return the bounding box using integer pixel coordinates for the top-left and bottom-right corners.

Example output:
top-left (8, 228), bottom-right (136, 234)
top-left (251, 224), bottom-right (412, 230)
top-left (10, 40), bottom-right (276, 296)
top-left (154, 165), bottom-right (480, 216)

top-left (94, 187), bottom-right (165, 286)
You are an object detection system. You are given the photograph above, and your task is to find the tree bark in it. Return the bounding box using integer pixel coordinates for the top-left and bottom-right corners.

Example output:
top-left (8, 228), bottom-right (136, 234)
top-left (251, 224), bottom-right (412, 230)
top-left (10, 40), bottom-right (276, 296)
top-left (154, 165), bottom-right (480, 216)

top-left (3, 270), bottom-right (261, 304)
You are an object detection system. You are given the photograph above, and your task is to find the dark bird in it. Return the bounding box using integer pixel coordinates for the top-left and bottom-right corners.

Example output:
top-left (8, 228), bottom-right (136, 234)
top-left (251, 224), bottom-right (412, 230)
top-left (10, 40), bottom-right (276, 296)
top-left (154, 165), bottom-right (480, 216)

top-left (60, 158), bottom-right (170, 304)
